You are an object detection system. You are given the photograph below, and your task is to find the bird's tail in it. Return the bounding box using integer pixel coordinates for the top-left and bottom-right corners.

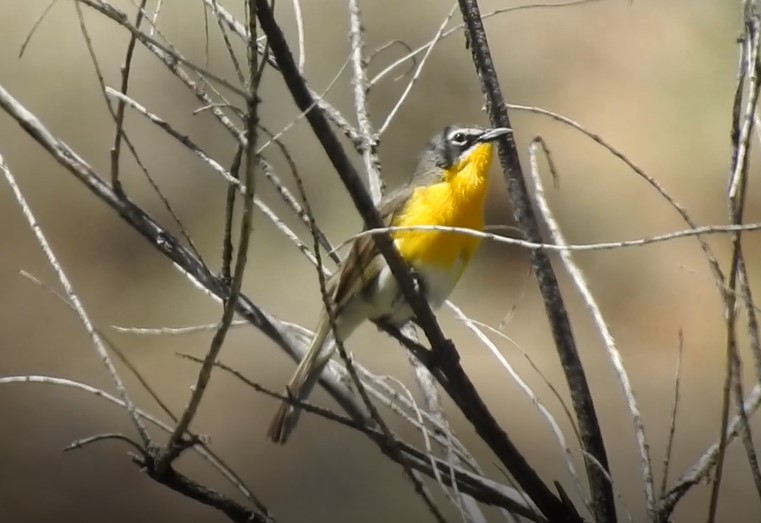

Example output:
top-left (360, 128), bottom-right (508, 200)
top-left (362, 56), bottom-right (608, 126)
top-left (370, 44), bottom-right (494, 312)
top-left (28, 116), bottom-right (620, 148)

top-left (267, 316), bottom-right (334, 444)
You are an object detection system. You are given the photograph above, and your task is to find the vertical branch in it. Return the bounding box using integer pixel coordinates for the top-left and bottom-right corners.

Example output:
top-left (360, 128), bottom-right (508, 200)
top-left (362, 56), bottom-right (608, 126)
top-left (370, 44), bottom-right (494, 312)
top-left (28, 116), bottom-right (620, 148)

top-left (659, 331), bottom-right (684, 498)
top-left (221, 146), bottom-right (244, 283)
top-left (110, 0), bottom-right (148, 194)
top-left (527, 138), bottom-right (655, 521)
top-left (348, 0), bottom-right (383, 203)
top-left (455, 1), bottom-right (616, 521)
top-left (155, 0), bottom-right (259, 472)
top-left (292, 0), bottom-right (306, 73)
top-left (347, 4), bottom-right (453, 514)
top-left (708, 5), bottom-right (761, 519)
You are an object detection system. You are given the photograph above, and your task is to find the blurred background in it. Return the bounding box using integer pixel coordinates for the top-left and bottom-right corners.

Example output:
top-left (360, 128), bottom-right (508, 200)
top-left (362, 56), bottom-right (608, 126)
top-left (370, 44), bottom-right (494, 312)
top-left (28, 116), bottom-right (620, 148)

top-left (1, 0), bottom-right (759, 521)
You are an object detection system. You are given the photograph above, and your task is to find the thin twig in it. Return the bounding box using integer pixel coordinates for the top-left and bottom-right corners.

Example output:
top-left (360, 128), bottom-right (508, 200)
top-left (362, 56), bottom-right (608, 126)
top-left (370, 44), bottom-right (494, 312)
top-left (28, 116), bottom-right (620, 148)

top-left (377, 4), bottom-right (457, 136)
top-left (221, 146), bottom-right (243, 283)
top-left (257, 125), bottom-right (338, 264)
top-left (660, 382), bottom-right (761, 515)
top-left (337, 222), bottom-right (761, 255)
top-left (209, 0), bottom-right (246, 85)
top-left (76, 0), bottom-right (246, 99)
top-left (255, 52), bottom-right (352, 155)
top-left (109, 0), bottom-right (148, 193)
top-left (708, 6), bottom-right (761, 520)
top-left (148, 0), bottom-right (164, 37)
top-left (528, 138), bottom-right (654, 520)
top-left (506, 102), bottom-right (727, 295)
top-left (64, 432), bottom-right (146, 454)
top-left (446, 301), bottom-right (589, 515)
top-left (0, 375), bottom-right (269, 522)
top-left (292, 0), bottom-right (305, 73)
top-left (74, 2), bottom-right (204, 261)
top-left (155, 3), bottom-right (260, 472)
top-left (18, 0), bottom-right (61, 58)
top-left (370, 0), bottom-right (602, 88)
top-left (177, 356), bottom-right (546, 521)
top-left (201, 0), bottom-right (363, 147)
top-left (659, 331), bottom-right (684, 498)
top-left (103, 88), bottom-right (319, 268)
top-left (470, 318), bottom-right (582, 448)
top-left (730, 349), bottom-right (761, 496)
top-left (103, 333), bottom-right (265, 510)
top-left (0, 153), bottom-right (152, 446)
top-left (403, 326), bottom-right (485, 523)
top-left (347, 0), bottom-right (383, 202)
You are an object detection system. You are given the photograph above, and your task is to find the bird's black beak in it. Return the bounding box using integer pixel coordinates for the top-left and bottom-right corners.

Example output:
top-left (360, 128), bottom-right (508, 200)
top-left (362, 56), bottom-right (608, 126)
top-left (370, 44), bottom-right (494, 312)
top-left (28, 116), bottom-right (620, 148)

top-left (477, 127), bottom-right (511, 143)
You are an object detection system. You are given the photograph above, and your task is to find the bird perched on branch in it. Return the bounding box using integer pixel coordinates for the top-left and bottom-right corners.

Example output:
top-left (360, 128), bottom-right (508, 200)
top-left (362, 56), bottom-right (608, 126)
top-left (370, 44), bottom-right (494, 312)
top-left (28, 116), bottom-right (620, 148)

top-left (267, 124), bottom-right (511, 444)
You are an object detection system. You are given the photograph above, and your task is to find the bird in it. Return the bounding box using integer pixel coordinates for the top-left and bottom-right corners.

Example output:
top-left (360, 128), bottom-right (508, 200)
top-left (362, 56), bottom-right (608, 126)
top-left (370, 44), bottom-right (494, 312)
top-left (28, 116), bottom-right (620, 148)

top-left (267, 124), bottom-right (511, 444)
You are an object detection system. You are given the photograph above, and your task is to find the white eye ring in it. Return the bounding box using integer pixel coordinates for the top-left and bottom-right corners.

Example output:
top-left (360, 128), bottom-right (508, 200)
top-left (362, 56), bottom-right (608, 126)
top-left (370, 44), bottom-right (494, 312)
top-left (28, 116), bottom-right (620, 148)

top-left (450, 131), bottom-right (467, 145)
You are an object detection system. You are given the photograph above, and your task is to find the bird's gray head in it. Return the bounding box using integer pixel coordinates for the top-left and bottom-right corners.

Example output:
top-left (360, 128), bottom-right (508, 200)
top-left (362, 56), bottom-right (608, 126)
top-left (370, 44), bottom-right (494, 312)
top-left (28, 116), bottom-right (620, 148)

top-left (417, 125), bottom-right (511, 176)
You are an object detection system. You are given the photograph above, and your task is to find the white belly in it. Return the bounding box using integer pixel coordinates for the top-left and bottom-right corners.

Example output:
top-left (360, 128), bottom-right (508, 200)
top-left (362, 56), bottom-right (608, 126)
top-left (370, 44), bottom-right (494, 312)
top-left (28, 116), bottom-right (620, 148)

top-left (362, 256), bottom-right (465, 326)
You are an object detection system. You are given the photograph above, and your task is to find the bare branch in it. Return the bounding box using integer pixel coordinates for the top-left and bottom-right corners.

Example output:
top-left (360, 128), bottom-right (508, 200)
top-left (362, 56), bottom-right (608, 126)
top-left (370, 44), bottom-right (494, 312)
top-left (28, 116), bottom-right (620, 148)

top-left (528, 138), bottom-right (655, 520)
top-left (377, 4), bottom-right (457, 136)
top-left (457, 0), bottom-right (609, 520)
top-left (0, 78), bottom-right (377, 443)
top-left (0, 152), bottom-right (152, 446)
top-left (0, 374), bottom-right (269, 522)
top-left (292, 0), bottom-right (306, 73)
top-left (74, 2), bottom-right (206, 261)
top-left (201, 0), bottom-right (363, 147)
top-left (64, 432), bottom-right (146, 454)
top-left (109, 0), bottom-right (148, 193)
top-left (447, 301), bottom-right (589, 513)
top-left (659, 331), bottom-right (684, 498)
top-left (370, 0), bottom-right (603, 89)
top-left (339, 222), bottom-right (761, 254)
top-left (348, 0), bottom-right (382, 202)
top-left (707, 5), bottom-right (761, 519)
top-left (660, 383), bottom-right (761, 515)
top-left (178, 356), bottom-right (546, 521)
top-left (18, 0), bottom-right (60, 58)
top-left (506, 102), bottom-right (727, 294)
top-left (403, 326), bottom-right (487, 523)
top-left (155, 0), bottom-right (260, 473)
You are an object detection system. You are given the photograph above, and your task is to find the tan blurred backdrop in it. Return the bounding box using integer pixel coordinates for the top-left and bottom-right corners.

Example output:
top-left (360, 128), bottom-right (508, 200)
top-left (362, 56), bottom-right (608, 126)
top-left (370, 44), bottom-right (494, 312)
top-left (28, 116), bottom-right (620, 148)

top-left (1, 0), bottom-right (759, 522)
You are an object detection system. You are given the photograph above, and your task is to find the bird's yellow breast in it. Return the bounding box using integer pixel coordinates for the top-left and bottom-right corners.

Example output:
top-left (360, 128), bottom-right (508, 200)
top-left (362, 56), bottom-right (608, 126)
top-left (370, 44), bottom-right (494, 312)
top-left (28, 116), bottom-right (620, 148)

top-left (392, 142), bottom-right (493, 277)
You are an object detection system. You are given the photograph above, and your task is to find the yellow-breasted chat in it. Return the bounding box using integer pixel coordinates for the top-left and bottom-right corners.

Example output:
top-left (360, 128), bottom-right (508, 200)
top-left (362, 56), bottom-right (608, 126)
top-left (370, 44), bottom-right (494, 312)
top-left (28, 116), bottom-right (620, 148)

top-left (267, 124), bottom-right (511, 444)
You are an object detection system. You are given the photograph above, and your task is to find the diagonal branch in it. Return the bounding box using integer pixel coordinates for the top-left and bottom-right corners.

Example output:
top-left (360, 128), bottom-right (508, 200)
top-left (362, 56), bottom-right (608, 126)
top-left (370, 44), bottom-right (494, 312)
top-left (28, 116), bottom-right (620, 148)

top-left (0, 153), bottom-right (152, 447)
top-left (456, 0), bottom-right (614, 521)
top-left (0, 81), bottom-right (371, 433)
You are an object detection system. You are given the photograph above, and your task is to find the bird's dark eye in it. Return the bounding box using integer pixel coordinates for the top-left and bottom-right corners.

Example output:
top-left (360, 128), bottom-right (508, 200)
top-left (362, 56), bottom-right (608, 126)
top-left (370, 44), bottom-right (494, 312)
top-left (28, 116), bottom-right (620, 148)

top-left (451, 132), bottom-right (467, 145)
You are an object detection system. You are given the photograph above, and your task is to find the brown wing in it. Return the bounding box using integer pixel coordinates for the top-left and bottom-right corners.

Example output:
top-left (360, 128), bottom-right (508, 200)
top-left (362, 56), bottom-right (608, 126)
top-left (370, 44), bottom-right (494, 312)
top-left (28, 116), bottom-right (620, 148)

top-left (329, 186), bottom-right (414, 311)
